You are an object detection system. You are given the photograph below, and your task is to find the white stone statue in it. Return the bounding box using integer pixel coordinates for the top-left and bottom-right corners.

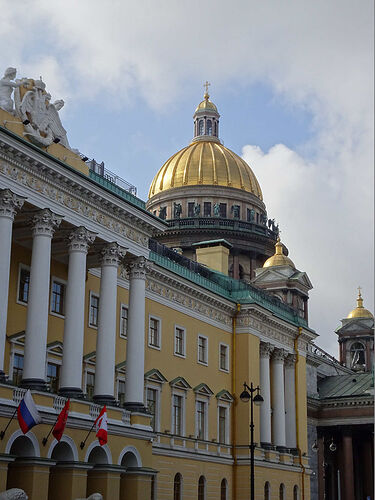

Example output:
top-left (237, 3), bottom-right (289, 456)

top-left (75, 494), bottom-right (103, 500)
top-left (0, 68), bottom-right (22, 114)
top-left (0, 489), bottom-right (28, 500)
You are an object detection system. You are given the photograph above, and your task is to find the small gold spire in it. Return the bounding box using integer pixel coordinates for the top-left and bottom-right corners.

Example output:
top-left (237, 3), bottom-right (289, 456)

top-left (347, 287), bottom-right (374, 319)
top-left (356, 286), bottom-right (364, 308)
top-left (203, 81), bottom-right (210, 100)
top-left (275, 236), bottom-right (282, 255)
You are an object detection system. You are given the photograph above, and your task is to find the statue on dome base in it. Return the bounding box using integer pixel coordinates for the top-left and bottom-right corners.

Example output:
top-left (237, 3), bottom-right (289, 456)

top-left (194, 203), bottom-right (200, 217)
top-left (173, 202), bottom-right (182, 219)
top-left (231, 204), bottom-right (240, 218)
top-left (0, 68), bottom-right (23, 115)
top-left (213, 203), bottom-right (220, 217)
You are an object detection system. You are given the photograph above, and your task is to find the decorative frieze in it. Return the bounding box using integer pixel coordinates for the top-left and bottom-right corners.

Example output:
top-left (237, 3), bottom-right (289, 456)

top-left (0, 188), bottom-right (25, 218)
top-left (30, 208), bottom-right (62, 237)
top-left (67, 226), bottom-right (97, 252)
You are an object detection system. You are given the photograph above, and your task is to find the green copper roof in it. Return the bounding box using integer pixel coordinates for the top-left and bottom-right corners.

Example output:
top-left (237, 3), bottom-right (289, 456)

top-left (318, 372), bottom-right (373, 399)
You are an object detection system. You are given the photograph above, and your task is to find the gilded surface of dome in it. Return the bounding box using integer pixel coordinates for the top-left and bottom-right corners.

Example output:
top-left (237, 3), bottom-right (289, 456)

top-left (263, 237), bottom-right (295, 268)
top-left (347, 289), bottom-right (374, 319)
top-left (148, 140), bottom-right (263, 199)
top-left (195, 92), bottom-right (218, 113)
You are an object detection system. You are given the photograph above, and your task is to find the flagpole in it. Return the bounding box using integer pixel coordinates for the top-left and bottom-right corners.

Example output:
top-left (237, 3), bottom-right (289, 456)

top-left (42, 413), bottom-right (61, 446)
top-left (80, 420), bottom-right (96, 450)
top-left (0, 406), bottom-right (18, 440)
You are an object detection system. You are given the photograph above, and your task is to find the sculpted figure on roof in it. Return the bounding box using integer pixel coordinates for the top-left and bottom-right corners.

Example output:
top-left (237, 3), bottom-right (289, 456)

top-left (0, 68), bottom-right (23, 114)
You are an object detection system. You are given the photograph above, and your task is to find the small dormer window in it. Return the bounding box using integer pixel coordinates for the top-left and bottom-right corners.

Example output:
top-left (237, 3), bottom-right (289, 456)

top-left (206, 119), bottom-right (212, 135)
top-left (350, 342), bottom-right (365, 367)
top-left (198, 120), bottom-right (204, 135)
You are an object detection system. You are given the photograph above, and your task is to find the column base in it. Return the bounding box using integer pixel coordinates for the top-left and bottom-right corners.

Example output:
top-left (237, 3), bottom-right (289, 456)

top-left (20, 378), bottom-right (47, 391)
top-left (93, 394), bottom-right (117, 405)
top-left (275, 445), bottom-right (288, 453)
top-left (123, 402), bottom-right (147, 413)
top-left (59, 387), bottom-right (84, 399)
top-left (261, 442), bottom-right (274, 450)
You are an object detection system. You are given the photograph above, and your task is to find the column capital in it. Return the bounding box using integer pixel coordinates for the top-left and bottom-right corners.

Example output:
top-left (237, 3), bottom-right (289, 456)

top-left (101, 242), bottom-right (126, 266)
top-left (285, 353), bottom-right (297, 368)
top-left (68, 226), bottom-right (97, 253)
top-left (127, 256), bottom-right (152, 280)
top-left (0, 188), bottom-right (26, 219)
top-left (272, 347), bottom-right (288, 362)
top-left (30, 208), bottom-right (62, 237)
top-left (260, 342), bottom-right (274, 358)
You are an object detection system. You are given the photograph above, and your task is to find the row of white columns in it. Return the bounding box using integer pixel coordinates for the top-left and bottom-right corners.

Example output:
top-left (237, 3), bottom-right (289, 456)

top-left (259, 342), bottom-right (297, 449)
top-left (0, 188), bottom-right (149, 409)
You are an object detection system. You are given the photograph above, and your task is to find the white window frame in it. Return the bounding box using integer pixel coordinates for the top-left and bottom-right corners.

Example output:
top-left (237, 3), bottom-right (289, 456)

top-left (50, 276), bottom-right (67, 318)
top-left (116, 376), bottom-right (126, 405)
top-left (145, 383), bottom-right (161, 432)
top-left (84, 366), bottom-right (96, 397)
top-left (9, 347), bottom-right (24, 384)
top-left (88, 291), bottom-right (100, 329)
top-left (197, 334), bottom-right (208, 366)
top-left (195, 397), bottom-right (208, 440)
top-left (217, 404), bottom-right (230, 444)
top-left (219, 343), bottom-right (230, 372)
top-left (171, 389), bottom-right (186, 436)
top-left (45, 356), bottom-right (62, 392)
top-left (148, 315), bottom-right (162, 350)
top-left (174, 325), bottom-right (186, 358)
top-left (16, 264), bottom-right (30, 306)
top-left (119, 303), bottom-right (128, 339)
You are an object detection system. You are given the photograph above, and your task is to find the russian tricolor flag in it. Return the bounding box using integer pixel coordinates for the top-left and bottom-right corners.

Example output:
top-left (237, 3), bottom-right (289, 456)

top-left (17, 390), bottom-right (42, 434)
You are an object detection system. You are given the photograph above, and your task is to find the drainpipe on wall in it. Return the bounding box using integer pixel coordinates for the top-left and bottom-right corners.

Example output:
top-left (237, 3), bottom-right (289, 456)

top-left (231, 303), bottom-right (241, 500)
top-left (295, 326), bottom-right (306, 500)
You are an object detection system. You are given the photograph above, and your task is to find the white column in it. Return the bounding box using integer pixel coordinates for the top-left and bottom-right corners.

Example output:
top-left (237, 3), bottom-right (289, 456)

top-left (271, 348), bottom-right (287, 448)
top-left (284, 353), bottom-right (297, 449)
top-left (124, 256), bottom-right (151, 411)
top-left (0, 189), bottom-right (25, 378)
top-left (59, 227), bottom-right (96, 397)
top-left (22, 209), bottom-right (62, 389)
top-left (259, 342), bottom-right (273, 446)
top-left (93, 242), bottom-right (126, 404)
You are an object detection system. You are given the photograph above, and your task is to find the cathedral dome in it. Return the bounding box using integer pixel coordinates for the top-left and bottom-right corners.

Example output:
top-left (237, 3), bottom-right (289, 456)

top-left (347, 290), bottom-right (374, 319)
top-left (148, 139), bottom-right (263, 199)
top-left (263, 237), bottom-right (295, 268)
top-left (195, 92), bottom-right (218, 113)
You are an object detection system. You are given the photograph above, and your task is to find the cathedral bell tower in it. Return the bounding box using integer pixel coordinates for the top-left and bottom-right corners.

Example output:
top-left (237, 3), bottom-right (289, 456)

top-left (193, 82), bottom-right (220, 142)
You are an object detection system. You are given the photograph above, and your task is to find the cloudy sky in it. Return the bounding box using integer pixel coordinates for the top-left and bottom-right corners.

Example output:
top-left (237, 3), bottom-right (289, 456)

top-left (0, 0), bottom-right (373, 355)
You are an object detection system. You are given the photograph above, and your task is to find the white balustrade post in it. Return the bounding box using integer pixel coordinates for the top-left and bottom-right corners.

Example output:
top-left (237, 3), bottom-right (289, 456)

top-left (124, 256), bottom-right (151, 411)
top-left (271, 348), bottom-right (287, 448)
top-left (59, 227), bottom-right (96, 397)
top-left (284, 354), bottom-right (297, 449)
top-left (93, 242), bottom-right (126, 404)
top-left (0, 189), bottom-right (25, 379)
top-left (22, 209), bottom-right (62, 389)
top-left (259, 342), bottom-right (274, 446)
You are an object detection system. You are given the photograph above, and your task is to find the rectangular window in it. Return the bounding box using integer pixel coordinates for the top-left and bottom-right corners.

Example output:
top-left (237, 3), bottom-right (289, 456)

top-left (196, 401), bottom-right (206, 439)
top-left (188, 202), bottom-right (195, 218)
top-left (89, 293), bottom-right (99, 328)
top-left (51, 280), bottom-right (66, 316)
top-left (149, 317), bottom-right (161, 348)
top-left (219, 344), bottom-right (229, 372)
top-left (12, 353), bottom-right (24, 385)
top-left (219, 203), bottom-right (227, 218)
top-left (18, 267), bottom-right (30, 304)
top-left (174, 327), bottom-right (185, 357)
top-left (203, 202), bottom-right (211, 217)
top-left (118, 379), bottom-right (126, 405)
top-left (256, 212), bottom-right (259, 224)
top-left (218, 406), bottom-right (227, 443)
top-left (86, 372), bottom-right (95, 400)
top-left (147, 388), bottom-right (157, 431)
top-left (198, 335), bottom-right (208, 365)
top-left (173, 394), bottom-right (183, 436)
top-left (120, 305), bottom-right (128, 338)
top-left (47, 362), bottom-right (60, 393)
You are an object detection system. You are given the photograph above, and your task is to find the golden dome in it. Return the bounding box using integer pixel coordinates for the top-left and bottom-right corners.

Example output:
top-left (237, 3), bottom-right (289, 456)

top-left (148, 139), bottom-right (263, 199)
top-left (195, 92), bottom-right (218, 113)
top-left (263, 237), bottom-right (295, 268)
top-left (347, 289), bottom-right (374, 319)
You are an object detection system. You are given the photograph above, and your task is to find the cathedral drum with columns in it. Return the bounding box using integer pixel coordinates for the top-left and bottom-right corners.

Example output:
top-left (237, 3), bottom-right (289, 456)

top-left (0, 70), bottom-right (320, 500)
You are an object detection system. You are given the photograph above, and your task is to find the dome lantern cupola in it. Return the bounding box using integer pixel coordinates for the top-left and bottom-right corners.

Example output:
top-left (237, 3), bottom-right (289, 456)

top-left (193, 81), bottom-right (220, 142)
top-left (347, 287), bottom-right (374, 319)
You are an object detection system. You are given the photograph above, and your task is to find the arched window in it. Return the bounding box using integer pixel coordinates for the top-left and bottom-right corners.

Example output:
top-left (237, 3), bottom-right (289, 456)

top-left (174, 473), bottom-right (182, 500)
top-left (198, 120), bottom-right (204, 135)
top-left (206, 119), bottom-right (212, 135)
top-left (293, 485), bottom-right (299, 500)
top-left (198, 475), bottom-right (206, 500)
top-left (151, 476), bottom-right (156, 500)
top-left (350, 342), bottom-right (366, 366)
top-left (264, 481), bottom-right (270, 500)
top-left (220, 478), bottom-right (227, 500)
top-left (279, 483), bottom-right (285, 500)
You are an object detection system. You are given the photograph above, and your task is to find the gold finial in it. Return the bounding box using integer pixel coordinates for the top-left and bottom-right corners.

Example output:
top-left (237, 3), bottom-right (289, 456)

top-left (357, 286), bottom-right (364, 308)
top-left (203, 81), bottom-right (211, 100)
top-left (275, 236), bottom-right (282, 254)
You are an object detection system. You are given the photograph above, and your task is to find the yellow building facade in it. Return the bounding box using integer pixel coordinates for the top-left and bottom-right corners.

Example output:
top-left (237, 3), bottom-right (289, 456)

top-left (0, 73), bottom-right (315, 500)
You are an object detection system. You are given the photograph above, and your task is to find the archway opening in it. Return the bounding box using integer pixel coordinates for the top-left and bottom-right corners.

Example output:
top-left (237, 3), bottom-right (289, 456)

top-left (121, 451), bottom-right (138, 468)
top-left (9, 436), bottom-right (35, 457)
top-left (51, 441), bottom-right (74, 462)
top-left (87, 446), bottom-right (108, 465)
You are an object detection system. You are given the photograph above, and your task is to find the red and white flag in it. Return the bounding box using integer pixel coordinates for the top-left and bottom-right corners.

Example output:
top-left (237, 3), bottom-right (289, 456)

top-left (94, 406), bottom-right (108, 446)
top-left (52, 399), bottom-right (70, 441)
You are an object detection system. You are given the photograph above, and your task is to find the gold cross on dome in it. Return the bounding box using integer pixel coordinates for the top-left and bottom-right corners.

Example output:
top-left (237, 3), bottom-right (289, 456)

top-left (203, 81), bottom-right (211, 94)
top-left (358, 285), bottom-right (362, 297)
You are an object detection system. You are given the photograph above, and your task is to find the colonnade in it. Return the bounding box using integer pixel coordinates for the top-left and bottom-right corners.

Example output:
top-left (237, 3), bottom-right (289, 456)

top-left (0, 188), bottom-right (148, 409)
top-left (259, 341), bottom-right (297, 449)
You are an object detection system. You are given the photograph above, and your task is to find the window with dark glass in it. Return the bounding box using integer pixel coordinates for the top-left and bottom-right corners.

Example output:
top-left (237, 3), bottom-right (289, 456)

top-left (279, 484), bottom-right (285, 500)
top-left (196, 401), bottom-right (206, 439)
top-left (120, 305), bottom-right (128, 338)
top-left (219, 203), bottom-right (227, 218)
top-left (220, 479), bottom-right (227, 500)
top-left (188, 202), bottom-right (195, 218)
top-left (18, 268), bottom-right (30, 303)
top-left (86, 372), bottom-right (95, 400)
top-left (118, 379), bottom-right (126, 405)
top-left (47, 362), bottom-right (59, 392)
top-left (12, 353), bottom-right (24, 385)
top-left (173, 394), bottom-right (183, 435)
top-left (214, 121), bottom-right (217, 136)
top-left (264, 482), bottom-right (271, 500)
top-left (89, 294), bottom-right (99, 328)
top-left (174, 473), bottom-right (182, 500)
top-left (256, 212), bottom-right (260, 224)
top-left (51, 281), bottom-right (65, 315)
top-left (198, 120), bottom-right (204, 135)
top-left (206, 119), bottom-right (212, 135)
top-left (175, 327), bottom-right (185, 356)
top-left (198, 336), bottom-right (207, 364)
top-left (151, 476), bottom-right (156, 500)
top-left (293, 485), bottom-right (299, 500)
top-left (198, 476), bottom-right (206, 500)
top-left (220, 344), bottom-right (229, 371)
top-left (147, 388), bottom-right (157, 430)
top-left (218, 406), bottom-right (227, 443)
top-left (203, 202), bottom-right (211, 217)
top-left (149, 317), bottom-right (160, 348)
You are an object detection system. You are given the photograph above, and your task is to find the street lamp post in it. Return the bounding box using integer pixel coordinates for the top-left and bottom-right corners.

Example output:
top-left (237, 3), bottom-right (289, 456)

top-left (240, 381), bottom-right (264, 500)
